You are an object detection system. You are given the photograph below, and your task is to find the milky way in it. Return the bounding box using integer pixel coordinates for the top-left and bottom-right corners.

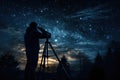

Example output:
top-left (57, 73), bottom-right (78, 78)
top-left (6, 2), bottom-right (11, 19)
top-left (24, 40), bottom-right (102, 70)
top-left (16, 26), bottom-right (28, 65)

top-left (0, 0), bottom-right (120, 64)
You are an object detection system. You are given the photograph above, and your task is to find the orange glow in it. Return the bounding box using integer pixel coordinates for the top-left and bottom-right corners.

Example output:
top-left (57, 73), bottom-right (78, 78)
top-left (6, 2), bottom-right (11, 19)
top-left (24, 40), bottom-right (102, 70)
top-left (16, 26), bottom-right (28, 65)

top-left (67, 56), bottom-right (77, 61)
top-left (38, 54), bottom-right (58, 66)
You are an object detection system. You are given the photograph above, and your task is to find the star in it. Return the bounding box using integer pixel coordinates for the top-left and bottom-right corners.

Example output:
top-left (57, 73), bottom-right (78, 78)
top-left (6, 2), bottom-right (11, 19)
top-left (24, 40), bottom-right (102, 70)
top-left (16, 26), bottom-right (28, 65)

top-left (54, 39), bottom-right (58, 42)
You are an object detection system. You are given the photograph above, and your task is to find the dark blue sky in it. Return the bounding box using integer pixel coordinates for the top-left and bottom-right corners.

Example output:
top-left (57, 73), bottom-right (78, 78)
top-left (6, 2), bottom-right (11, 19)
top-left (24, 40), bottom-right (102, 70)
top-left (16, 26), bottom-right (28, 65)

top-left (0, 0), bottom-right (120, 63)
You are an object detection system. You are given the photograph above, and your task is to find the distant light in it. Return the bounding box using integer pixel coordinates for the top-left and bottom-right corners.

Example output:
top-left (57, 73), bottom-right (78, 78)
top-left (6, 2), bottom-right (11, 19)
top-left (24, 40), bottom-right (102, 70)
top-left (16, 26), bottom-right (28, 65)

top-left (89, 24), bottom-right (92, 27)
top-left (41, 10), bottom-right (43, 13)
top-left (106, 35), bottom-right (111, 39)
top-left (80, 17), bottom-right (82, 20)
top-left (23, 13), bottom-right (26, 16)
top-left (89, 27), bottom-right (92, 31)
top-left (11, 14), bottom-right (16, 17)
top-left (56, 20), bottom-right (59, 24)
top-left (54, 39), bottom-right (58, 42)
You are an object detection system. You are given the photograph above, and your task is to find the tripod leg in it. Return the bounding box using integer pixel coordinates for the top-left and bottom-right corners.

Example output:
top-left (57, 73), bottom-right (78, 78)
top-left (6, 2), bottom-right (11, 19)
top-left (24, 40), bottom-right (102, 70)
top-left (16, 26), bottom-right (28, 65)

top-left (43, 42), bottom-right (48, 72)
top-left (39, 42), bottom-right (48, 80)
top-left (48, 42), bottom-right (60, 62)
top-left (46, 41), bottom-right (49, 68)
top-left (39, 54), bottom-right (44, 70)
top-left (48, 42), bottom-right (72, 80)
top-left (39, 42), bottom-right (47, 71)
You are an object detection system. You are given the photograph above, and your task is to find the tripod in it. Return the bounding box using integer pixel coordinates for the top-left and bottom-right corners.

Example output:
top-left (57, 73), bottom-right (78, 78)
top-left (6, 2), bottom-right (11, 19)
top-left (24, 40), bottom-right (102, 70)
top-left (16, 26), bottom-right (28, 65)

top-left (39, 38), bottom-right (71, 80)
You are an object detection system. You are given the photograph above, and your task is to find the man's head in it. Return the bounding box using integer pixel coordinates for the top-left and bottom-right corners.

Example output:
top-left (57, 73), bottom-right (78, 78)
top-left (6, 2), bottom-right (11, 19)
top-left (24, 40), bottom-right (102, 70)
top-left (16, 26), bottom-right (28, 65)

top-left (29, 22), bottom-right (37, 29)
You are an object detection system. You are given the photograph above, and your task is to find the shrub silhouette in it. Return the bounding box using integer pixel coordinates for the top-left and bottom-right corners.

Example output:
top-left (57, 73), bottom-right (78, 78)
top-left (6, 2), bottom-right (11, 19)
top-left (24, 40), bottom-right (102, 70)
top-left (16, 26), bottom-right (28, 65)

top-left (57, 55), bottom-right (70, 80)
top-left (0, 52), bottom-right (18, 68)
top-left (89, 53), bottom-right (105, 80)
top-left (0, 52), bottom-right (19, 80)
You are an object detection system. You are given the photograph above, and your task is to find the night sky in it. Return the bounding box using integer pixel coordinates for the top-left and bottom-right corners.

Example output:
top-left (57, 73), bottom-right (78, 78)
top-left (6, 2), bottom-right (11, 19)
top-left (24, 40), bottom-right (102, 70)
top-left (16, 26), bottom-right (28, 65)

top-left (0, 0), bottom-right (120, 69)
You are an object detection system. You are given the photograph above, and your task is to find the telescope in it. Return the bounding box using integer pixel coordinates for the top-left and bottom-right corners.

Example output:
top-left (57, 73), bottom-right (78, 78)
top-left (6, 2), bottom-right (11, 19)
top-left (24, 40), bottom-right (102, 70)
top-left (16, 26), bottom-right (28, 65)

top-left (38, 29), bottom-right (72, 80)
top-left (38, 27), bottom-right (51, 39)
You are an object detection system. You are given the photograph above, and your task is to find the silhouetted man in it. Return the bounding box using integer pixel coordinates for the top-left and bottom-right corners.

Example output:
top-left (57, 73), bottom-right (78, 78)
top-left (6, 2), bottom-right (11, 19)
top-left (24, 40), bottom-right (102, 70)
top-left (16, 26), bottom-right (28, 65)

top-left (24, 22), bottom-right (51, 80)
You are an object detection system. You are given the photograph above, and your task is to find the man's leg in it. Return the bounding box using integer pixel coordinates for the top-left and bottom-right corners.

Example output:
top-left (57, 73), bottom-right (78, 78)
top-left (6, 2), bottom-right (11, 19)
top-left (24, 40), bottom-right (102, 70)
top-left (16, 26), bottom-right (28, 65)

top-left (24, 50), bottom-right (38, 80)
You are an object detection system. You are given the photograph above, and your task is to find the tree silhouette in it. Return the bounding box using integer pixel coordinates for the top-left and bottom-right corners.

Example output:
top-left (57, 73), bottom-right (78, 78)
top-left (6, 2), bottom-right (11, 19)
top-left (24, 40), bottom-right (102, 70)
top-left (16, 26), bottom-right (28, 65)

top-left (89, 53), bottom-right (105, 80)
top-left (57, 55), bottom-right (70, 80)
top-left (78, 52), bottom-right (92, 80)
top-left (104, 40), bottom-right (120, 80)
top-left (104, 47), bottom-right (114, 80)
top-left (0, 53), bottom-right (18, 69)
top-left (0, 51), bottom-right (19, 80)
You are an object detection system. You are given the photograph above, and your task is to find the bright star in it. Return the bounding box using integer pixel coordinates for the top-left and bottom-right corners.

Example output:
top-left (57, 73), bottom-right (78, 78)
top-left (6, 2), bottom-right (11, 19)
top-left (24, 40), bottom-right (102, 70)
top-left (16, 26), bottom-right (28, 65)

top-left (54, 39), bottom-right (58, 42)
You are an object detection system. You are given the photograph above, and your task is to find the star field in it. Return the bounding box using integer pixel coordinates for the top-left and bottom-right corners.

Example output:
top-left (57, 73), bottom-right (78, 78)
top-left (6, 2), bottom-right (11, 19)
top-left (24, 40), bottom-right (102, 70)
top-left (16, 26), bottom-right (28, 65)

top-left (0, 0), bottom-right (120, 62)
